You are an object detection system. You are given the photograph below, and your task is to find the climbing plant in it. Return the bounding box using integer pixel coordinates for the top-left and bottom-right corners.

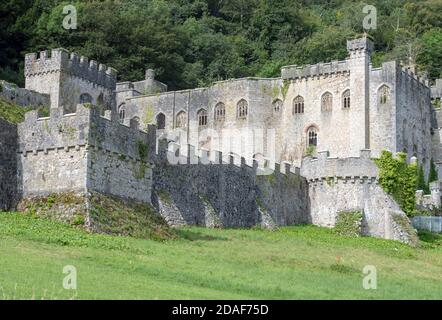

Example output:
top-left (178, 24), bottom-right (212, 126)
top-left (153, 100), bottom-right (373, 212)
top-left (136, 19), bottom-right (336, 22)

top-left (429, 159), bottom-right (438, 183)
top-left (374, 151), bottom-right (417, 216)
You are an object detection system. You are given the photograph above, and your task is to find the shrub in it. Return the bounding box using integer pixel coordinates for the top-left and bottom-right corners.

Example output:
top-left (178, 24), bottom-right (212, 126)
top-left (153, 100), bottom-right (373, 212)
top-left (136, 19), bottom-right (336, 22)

top-left (334, 211), bottom-right (363, 237)
top-left (374, 151), bottom-right (417, 216)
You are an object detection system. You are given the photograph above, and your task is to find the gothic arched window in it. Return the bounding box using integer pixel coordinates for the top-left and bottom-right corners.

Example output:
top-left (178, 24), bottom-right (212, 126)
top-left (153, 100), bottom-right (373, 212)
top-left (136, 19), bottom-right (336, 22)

top-left (214, 102), bottom-right (226, 122)
top-left (156, 113), bottom-right (166, 130)
top-left (321, 92), bottom-right (333, 112)
top-left (342, 90), bottom-right (350, 109)
top-left (198, 109), bottom-right (208, 126)
top-left (379, 85), bottom-right (390, 105)
top-left (118, 104), bottom-right (126, 123)
top-left (237, 99), bottom-right (248, 119)
top-left (79, 93), bottom-right (92, 104)
top-left (307, 126), bottom-right (318, 147)
top-left (293, 96), bottom-right (304, 114)
top-left (273, 99), bottom-right (283, 113)
top-left (176, 111), bottom-right (187, 128)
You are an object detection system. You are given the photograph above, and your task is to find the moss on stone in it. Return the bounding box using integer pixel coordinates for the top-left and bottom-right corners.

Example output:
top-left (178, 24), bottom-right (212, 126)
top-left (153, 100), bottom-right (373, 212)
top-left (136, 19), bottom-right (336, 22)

top-left (391, 213), bottom-right (418, 246)
top-left (281, 80), bottom-right (290, 99)
top-left (0, 97), bottom-right (32, 124)
top-left (88, 193), bottom-right (176, 241)
top-left (334, 211), bottom-right (363, 237)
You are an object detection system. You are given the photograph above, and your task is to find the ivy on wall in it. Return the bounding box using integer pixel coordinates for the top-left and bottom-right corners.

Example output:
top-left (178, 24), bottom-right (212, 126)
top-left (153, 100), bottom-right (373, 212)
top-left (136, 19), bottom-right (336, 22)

top-left (374, 151), bottom-right (417, 216)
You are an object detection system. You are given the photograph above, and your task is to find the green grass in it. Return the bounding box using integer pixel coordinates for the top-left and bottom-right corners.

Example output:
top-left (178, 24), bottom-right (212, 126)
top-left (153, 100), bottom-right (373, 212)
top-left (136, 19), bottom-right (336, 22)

top-left (0, 97), bottom-right (31, 124)
top-left (0, 212), bottom-right (441, 300)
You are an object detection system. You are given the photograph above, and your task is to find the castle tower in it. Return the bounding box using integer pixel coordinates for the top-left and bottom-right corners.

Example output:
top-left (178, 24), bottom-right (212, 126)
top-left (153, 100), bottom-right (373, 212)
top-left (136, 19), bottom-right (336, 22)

top-left (346, 37), bottom-right (373, 155)
top-left (25, 49), bottom-right (117, 114)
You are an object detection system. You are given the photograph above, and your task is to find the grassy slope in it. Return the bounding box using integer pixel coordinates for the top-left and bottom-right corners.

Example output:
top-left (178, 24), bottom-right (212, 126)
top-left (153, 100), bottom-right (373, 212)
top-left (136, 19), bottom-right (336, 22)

top-left (0, 213), bottom-right (441, 300)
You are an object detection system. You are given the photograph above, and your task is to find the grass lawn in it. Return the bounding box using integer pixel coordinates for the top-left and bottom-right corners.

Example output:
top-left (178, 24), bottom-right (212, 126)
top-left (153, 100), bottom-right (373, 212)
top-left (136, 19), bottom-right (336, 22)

top-left (0, 212), bottom-right (441, 300)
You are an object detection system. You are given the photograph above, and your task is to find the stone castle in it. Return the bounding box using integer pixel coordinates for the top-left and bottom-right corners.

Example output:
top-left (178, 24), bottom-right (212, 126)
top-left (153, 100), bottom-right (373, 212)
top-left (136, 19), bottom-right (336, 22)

top-left (1, 36), bottom-right (442, 244)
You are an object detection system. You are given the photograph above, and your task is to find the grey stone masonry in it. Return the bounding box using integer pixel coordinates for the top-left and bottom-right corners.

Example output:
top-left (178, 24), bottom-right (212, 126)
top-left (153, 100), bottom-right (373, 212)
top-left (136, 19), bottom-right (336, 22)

top-left (0, 80), bottom-right (50, 108)
top-left (301, 150), bottom-right (417, 244)
top-left (0, 119), bottom-right (18, 210)
top-left (17, 103), bottom-right (155, 204)
top-left (25, 49), bottom-right (117, 113)
top-left (25, 49), bottom-right (117, 89)
top-left (152, 139), bottom-right (309, 228)
top-left (431, 79), bottom-right (442, 98)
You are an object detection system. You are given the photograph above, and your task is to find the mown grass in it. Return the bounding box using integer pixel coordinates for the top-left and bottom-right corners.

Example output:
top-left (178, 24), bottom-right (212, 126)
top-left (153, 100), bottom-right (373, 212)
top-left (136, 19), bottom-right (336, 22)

top-left (0, 212), bottom-right (441, 300)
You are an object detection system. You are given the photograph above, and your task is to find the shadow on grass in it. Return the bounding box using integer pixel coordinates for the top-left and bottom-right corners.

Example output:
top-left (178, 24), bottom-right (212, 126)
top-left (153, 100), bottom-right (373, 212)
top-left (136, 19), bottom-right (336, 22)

top-left (418, 231), bottom-right (442, 244)
top-left (176, 229), bottom-right (229, 242)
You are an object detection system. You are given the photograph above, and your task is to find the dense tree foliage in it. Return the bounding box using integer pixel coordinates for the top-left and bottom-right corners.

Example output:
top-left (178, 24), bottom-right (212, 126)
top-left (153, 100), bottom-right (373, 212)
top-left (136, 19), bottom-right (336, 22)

top-left (0, 0), bottom-right (441, 89)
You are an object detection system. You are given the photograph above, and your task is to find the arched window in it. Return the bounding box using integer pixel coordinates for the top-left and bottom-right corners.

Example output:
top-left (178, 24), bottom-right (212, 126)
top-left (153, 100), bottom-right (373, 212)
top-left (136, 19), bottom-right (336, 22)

top-left (79, 93), bottom-right (92, 104)
top-left (97, 93), bottom-right (104, 106)
top-left (237, 99), bottom-right (248, 119)
top-left (307, 126), bottom-right (318, 147)
top-left (214, 102), bottom-right (226, 122)
top-left (118, 104), bottom-right (126, 123)
top-left (321, 92), bottom-right (333, 112)
top-left (198, 109), bottom-right (208, 126)
top-left (273, 99), bottom-right (283, 113)
top-left (176, 111), bottom-right (187, 128)
top-left (342, 90), bottom-right (350, 109)
top-left (379, 85), bottom-right (390, 105)
top-left (156, 113), bottom-right (166, 130)
top-left (293, 96), bottom-right (304, 114)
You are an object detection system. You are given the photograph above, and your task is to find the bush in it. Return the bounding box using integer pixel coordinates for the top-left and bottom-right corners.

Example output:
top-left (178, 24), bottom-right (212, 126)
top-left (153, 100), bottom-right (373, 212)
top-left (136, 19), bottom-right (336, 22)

top-left (375, 151), bottom-right (417, 216)
top-left (334, 211), bottom-right (363, 237)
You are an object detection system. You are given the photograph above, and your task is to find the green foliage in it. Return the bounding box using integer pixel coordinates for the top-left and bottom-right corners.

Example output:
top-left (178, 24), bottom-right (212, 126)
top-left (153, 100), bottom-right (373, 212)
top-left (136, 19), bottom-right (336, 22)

top-left (429, 159), bottom-right (438, 183)
top-left (305, 145), bottom-right (316, 157)
top-left (2, 1), bottom-right (441, 89)
top-left (138, 140), bottom-right (149, 160)
top-left (0, 97), bottom-right (31, 124)
top-left (374, 151), bottom-right (417, 216)
top-left (334, 211), bottom-right (363, 237)
top-left (89, 193), bottom-right (176, 241)
top-left (36, 105), bottom-right (50, 118)
top-left (417, 165), bottom-right (430, 194)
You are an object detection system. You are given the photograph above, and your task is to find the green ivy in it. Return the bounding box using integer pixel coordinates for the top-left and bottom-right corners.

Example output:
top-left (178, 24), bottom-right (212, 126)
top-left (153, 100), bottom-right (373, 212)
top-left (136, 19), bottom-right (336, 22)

top-left (374, 151), bottom-right (417, 216)
top-left (417, 165), bottom-right (429, 194)
top-left (429, 159), bottom-right (438, 183)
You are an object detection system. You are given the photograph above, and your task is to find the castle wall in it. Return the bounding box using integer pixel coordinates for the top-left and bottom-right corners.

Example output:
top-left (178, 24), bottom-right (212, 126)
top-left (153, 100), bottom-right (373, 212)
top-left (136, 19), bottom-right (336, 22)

top-left (123, 78), bottom-right (281, 162)
top-left (396, 68), bottom-right (432, 172)
top-left (25, 49), bottom-right (117, 113)
top-left (17, 106), bottom-right (91, 197)
top-left (16, 103), bottom-right (155, 204)
top-left (0, 119), bottom-right (18, 210)
top-left (152, 141), bottom-right (309, 228)
top-left (86, 113), bottom-right (156, 204)
top-left (301, 150), bottom-right (417, 244)
top-left (0, 80), bottom-right (50, 108)
top-left (279, 64), bottom-right (351, 164)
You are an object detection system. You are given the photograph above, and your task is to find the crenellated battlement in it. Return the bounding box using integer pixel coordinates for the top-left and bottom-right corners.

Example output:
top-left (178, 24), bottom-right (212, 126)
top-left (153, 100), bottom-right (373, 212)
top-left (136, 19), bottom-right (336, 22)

top-left (18, 104), bottom-right (155, 161)
top-left (281, 60), bottom-right (349, 81)
top-left (300, 150), bottom-right (379, 182)
top-left (25, 49), bottom-right (117, 89)
top-left (400, 66), bottom-right (430, 88)
top-left (156, 139), bottom-right (301, 177)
